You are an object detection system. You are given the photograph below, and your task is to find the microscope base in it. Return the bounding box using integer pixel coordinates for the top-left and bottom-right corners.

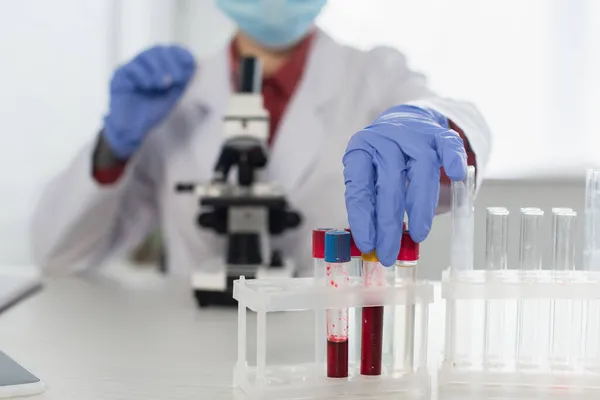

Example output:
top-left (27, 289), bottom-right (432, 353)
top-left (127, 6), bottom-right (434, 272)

top-left (193, 289), bottom-right (238, 307)
top-left (191, 259), bottom-right (296, 308)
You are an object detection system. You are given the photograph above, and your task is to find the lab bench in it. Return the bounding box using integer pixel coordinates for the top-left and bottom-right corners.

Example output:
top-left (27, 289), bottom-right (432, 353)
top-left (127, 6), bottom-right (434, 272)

top-left (0, 264), bottom-right (583, 400)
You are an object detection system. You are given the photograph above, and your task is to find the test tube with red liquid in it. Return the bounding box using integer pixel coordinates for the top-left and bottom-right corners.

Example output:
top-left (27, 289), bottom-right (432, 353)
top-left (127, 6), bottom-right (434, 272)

top-left (361, 251), bottom-right (387, 376)
top-left (324, 230), bottom-right (351, 378)
top-left (313, 228), bottom-right (333, 366)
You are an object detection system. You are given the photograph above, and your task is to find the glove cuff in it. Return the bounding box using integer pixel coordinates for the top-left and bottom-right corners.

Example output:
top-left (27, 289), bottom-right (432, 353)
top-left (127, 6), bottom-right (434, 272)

top-left (101, 117), bottom-right (134, 160)
top-left (96, 128), bottom-right (129, 165)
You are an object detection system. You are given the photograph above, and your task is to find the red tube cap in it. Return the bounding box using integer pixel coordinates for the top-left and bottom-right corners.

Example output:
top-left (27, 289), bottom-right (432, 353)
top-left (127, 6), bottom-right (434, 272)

top-left (344, 228), bottom-right (362, 257)
top-left (312, 228), bottom-right (333, 258)
top-left (398, 227), bottom-right (419, 262)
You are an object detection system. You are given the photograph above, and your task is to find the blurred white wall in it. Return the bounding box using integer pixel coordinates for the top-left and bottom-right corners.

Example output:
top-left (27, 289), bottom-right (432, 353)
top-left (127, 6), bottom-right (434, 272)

top-left (114, 0), bottom-right (178, 63)
top-left (317, 0), bottom-right (600, 180)
top-left (0, 0), bottom-right (112, 265)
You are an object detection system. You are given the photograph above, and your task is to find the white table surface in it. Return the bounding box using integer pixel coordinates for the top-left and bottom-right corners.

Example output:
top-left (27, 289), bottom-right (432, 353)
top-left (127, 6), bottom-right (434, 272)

top-left (0, 265), bottom-right (42, 312)
top-left (0, 265), bottom-right (574, 400)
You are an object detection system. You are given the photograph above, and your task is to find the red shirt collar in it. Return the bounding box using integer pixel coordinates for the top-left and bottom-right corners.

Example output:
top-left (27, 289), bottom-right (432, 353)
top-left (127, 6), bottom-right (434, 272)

top-left (229, 31), bottom-right (315, 96)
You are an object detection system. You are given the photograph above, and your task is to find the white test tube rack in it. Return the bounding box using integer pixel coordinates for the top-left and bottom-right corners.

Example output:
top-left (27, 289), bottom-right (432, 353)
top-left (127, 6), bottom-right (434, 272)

top-left (440, 269), bottom-right (600, 391)
top-left (233, 275), bottom-right (433, 400)
top-left (440, 168), bottom-right (600, 394)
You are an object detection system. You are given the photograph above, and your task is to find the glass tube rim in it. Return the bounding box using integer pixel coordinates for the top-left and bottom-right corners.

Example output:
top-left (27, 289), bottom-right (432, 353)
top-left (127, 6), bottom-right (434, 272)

top-left (486, 206), bottom-right (509, 216)
top-left (520, 207), bottom-right (544, 216)
top-left (554, 210), bottom-right (577, 218)
top-left (552, 207), bottom-right (574, 214)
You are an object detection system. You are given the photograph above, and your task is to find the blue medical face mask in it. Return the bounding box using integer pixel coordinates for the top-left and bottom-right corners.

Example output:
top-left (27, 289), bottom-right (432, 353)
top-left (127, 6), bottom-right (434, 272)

top-left (216, 0), bottom-right (328, 49)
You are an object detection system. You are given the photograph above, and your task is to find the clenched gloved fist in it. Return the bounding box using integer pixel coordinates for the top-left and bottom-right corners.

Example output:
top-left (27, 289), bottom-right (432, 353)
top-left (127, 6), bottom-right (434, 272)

top-left (102, 45), bottom-right (196, 159)
top-left (343, 104), bottom-right (467, 267)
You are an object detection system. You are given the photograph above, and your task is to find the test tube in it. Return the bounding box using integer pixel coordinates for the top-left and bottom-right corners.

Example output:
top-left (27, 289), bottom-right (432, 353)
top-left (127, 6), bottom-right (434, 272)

top-left (483, 207), bottom-right (509, 369)
top-left (585, 169), bottom-right (600, 271)
top-left (518, 208), bottom-right (544, 272)
top-left (393, 227), bottom-right (419, 372)
top-left (313, 228), bottom-right (332, 366)
top-left (549, 210), bottom-right (577, 369)
top-left (516, 208), bottom-right (544, 369)
top-left (324, 230), bottom-right (351, 378)
top-left (446, 166), bottom-right (475, 368)
top-left (383, 223), bottom-right (407, 370)
top-left (582, 173), bottom-right (600, 371)
top-left (485, 208), bottom-right (509, 271)
top-left (360, 251), bottom-right (386, 375)
top-left (585, 170), bottom-right (600, 370)
top-left (450, 166), bottom-right (476, 273)
top-left (345, 229), bottom-right (363, 368)
top-left (552, 209), bottom-right (576, 274)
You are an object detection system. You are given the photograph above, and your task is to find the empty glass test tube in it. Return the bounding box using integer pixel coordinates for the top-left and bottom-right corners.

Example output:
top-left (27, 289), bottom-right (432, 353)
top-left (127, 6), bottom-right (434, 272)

top-left (345, 229), bottom-right (363, 368)
top-left (445, 166), bottom-right (475, 367)
top-left (516, 208), bottom-right (544, 369)
top-left (393, 227), bottom-right (420, 372)
top-left (450, 166), bottom-right (476, 273)
top-left (585, 170), bottom-right (600, 370)
top-left (549, 210), bottom-right (577, 369)
top-left (551, 209), bottom-right (576, 276)
top-left (485, 208), bottom-right (509, 271)
top-left (324, 230), bottom-right (351, 378)
top-left (519, 208), bottom-right (544, 272)
top-left (483, 207), bottom-right (509, 369)
top-left (585, 169), bottom-right (600, 271)
top-left (313, 228), bottom-right (332, 366)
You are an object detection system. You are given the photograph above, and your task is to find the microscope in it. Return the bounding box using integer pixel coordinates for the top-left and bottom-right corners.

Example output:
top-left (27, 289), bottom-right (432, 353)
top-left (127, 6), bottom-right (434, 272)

top-left (176, 57), bottom-right (302, 307)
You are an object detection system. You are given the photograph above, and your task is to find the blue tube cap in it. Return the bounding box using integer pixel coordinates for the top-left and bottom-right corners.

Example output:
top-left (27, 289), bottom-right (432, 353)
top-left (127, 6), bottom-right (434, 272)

top-left (324, 230), bottom-right (351, 263)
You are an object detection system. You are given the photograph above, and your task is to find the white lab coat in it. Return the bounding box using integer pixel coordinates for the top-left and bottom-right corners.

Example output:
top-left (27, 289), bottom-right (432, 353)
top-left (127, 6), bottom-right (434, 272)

top-left (31, 30), bottom-right (491, 277)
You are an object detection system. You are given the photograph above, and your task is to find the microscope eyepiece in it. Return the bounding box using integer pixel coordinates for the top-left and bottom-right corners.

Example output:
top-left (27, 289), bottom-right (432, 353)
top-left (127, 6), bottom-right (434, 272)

top-left (175, 183), bottom-right (195, 193)
top-left (238, 57), bottom-right (262, 94)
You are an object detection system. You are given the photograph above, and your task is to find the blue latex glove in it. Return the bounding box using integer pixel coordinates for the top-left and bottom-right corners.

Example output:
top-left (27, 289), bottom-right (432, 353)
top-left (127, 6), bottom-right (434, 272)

top-left (103, 45), bottom-right (196, 159)
top-left (343, 104), bottom-right (468, 267)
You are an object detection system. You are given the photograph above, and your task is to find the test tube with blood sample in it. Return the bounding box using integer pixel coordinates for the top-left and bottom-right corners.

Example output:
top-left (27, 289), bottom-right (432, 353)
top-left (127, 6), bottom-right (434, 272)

top-left (361, 251), bottom-right (387, 376)
top-left (324, 230), bottom-right (351, 378)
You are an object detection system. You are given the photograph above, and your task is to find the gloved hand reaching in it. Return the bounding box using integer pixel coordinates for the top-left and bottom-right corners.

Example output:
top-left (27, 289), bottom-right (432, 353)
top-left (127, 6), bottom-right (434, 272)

top-left (343, 104), bottom-right (468, 267)
top-left (102, 45), bottom-right (196, 160)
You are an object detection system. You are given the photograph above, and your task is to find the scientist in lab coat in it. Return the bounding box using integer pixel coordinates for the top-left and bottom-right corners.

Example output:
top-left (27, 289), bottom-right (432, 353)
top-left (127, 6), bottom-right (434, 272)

top-left (31, 0), bottom-right (491, 275)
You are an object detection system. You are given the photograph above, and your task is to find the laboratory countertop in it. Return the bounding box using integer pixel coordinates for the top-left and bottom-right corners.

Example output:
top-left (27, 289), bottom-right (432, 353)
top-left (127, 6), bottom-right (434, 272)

top-left (0, 265), bottom-right (573, 400)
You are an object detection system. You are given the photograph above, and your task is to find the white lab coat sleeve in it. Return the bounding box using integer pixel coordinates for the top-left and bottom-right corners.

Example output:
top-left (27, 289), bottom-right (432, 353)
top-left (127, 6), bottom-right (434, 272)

top-left (30, 140), bottom-right (158, 275)
top-left (366, 46), bottom-right (492, 209)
